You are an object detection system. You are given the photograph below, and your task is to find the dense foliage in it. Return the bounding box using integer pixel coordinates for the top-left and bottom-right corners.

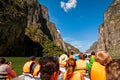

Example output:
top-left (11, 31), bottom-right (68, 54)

top-left (25, 26), bottom-right (64, 57)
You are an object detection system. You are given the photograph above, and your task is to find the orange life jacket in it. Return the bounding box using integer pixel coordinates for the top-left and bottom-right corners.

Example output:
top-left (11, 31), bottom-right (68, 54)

top-left (60, 62), bottom-right (67, 67)
top-left (23, 61), bottom-right (35, 73)
top-left (6, 75), bottom-right (10, 80)
top-left (90, 62), bottom-right (106, 80)
top-left (63, 71), bottom-right (83, 80)
top-left (76, 60), bottom-right (86, 74)
top-left (32, 64), bottom-right (40, 76)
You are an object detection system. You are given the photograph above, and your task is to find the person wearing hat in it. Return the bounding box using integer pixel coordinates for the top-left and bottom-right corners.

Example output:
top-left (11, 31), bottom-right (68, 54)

top-left (23, 56), bottom-right (36, 74)
top-left (59, 54), bottom-right (68, 76)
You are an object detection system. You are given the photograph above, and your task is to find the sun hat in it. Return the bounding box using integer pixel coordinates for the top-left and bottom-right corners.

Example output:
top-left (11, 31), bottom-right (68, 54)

top-left (59, 54), bottom-right (68, 63)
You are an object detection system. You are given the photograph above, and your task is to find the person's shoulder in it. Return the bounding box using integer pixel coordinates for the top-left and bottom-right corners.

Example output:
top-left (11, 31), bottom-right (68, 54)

top-left (76, 59), bottom-right (82, 62)
top-left (2, 64), bottom-right (9, 66)
top-left (1, 64), bottom-right (10, 68)
top-left (72, 71), bottom-right (82, 80)
top-left (74, 71), bottom-right (80, 73)
top-left (73, 71), bottom-right (81, 76)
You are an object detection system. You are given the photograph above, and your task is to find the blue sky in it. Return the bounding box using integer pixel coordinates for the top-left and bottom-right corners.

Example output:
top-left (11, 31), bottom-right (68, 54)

top-left (39, 0), bottom-right (113, 52)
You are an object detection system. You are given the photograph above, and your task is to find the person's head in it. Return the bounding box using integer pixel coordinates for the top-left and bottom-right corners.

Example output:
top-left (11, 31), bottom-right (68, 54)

top-left (95, 51), bottom-right (112, 66)
top-left (59, 54), bottom-right (68, 63)
top-left (0, 57), bottom-right (6, 65)
top-left (39, 56), bottom-right (59, 80)
top-left (29, 56), bottom-right (36, 62)
top-left (65, 58), bottom-right (76, 80)
top-left (79, 53), bottom-right (85, 60)
top-left (91, 51), bottom-right (95, 55)
top-left (106, 59), bottom-right (120, 80)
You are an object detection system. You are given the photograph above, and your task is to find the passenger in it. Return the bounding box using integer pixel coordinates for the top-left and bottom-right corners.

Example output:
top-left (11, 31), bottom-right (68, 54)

top-left (86, 51), bottom-right (96, 75)
top-left (89, 51), bottom-right (95, 68)
top-left (23, 56), bottom-right (36, 74)
top-left (69, 52), bottom-right (73, 59)
top-left (106, 59), bottom-right (120, 80)
top-left (39, 56), bottom-right (59, 80)
top-left (84, 54), bottom-right (90, 75)
top-left (74, 54), bottom-right (79, 61)
top-left (90, 51), bottom-right (112, 80)
top-left (63, 58), bottom-right (84, 80)
top-left (32, 63), bottom-right (40, 77)
top-left (0, 57), bottom-right (17, 80)
top-left (76, 53), bottom-right (86, 74)
top-left (18, 56), bottom-right (41, 80)
top-left (59, 54), bottom-right (68, 74)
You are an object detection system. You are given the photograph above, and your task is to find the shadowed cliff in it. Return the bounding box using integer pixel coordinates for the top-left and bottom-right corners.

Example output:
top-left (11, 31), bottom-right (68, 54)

top-left (0, 0), bottom-right (80, 56)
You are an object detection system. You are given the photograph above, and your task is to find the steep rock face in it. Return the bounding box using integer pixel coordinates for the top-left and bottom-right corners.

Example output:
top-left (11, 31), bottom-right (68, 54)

top-left (25, 0), bottom-right (79, 54)
top-left (25, 0), bottom-right (66, 54)
top-left (86, 41), bottom-right (98, 53)
top-left (65, 42), bottom-right (81, 54)
top-left (98, 0), bottom-right (120, 58)
top-left (25, 0), bottom-right (52, 40)
top-left (0, 0), bottom-right (79, 56)
top-left (0, 0), bottom-right (27, 56)
top-left (46, 21), bottom-right (68, 53)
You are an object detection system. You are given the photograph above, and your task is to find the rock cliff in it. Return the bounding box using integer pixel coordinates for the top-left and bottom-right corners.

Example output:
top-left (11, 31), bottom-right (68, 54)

top-left (98, 0), bottom-right (120, 58)
top-left (0, 0), bottom-right (79, 56)
top-left (88, 0), bottom-right (120, 58)
top-left (86, 41), bottom-right (98, 53)
top-left (25, 0), bottom-right (78, 56)
top-left (0, 0), bottom-right (27, 56)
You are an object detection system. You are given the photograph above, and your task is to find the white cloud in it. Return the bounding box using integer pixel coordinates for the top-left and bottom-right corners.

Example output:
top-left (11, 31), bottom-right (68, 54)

top-left (60, 0), bottom-right (77, 12)
top-left (57, 29), bottom-right (61, 34)
top-left (63, 37), bottom-right (94, 52)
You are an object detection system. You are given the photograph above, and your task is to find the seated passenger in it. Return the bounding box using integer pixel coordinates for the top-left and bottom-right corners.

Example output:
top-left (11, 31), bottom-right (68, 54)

top-left (89, 51), bottom-right (96, 68)
top-left (76, 53), bottom-right (86, 74)
top-left (32, 63), bottom-right (40, 77)
top-left (63, 58), bottom-right (84, 80)
top-left (59, 54), bottom-right (68, 74)
top-left (23, 56), bottom-right (36, 74)
top-left (39, 56), bottom-right (60, 80)
top-left (0, 57), bottom-right (17, 80)
top-left (90, 51), bottom-right (112, 80)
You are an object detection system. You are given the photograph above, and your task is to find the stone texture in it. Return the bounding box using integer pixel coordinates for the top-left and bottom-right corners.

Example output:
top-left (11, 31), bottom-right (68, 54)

top-left (98, 0), bottom-right (120, 58)
top-left (86, 41), bottom-right (98, 53)
top-left (25, 0), bottom-right (79, 54)
top-left (0, 0), bottom-right (80, 56)
top-left (88, 0), bottom-right (120, 58)
top-left (0, 0), bottom-right (27, 56)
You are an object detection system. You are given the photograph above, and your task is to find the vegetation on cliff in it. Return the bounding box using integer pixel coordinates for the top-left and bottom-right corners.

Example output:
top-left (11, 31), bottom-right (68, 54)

top-left (0, 0), bottom-right (27, 56)
top-left (0, 0), bottom-right (80, 57)
top-left (25, 26), bottom-right (64, 56)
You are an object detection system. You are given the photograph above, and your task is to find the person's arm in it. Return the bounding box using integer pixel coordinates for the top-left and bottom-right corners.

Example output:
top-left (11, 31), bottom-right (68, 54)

top-left (81, 74), bottom-right (84, 80)
top-left (62, 71), bottom-right (66, 80)
top-left (6, 65), bottom-right (17, 77)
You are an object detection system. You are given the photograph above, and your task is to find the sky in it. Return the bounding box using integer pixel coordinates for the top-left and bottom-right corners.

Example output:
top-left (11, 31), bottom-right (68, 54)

top-left (39, 0), bottom-right (113, 53)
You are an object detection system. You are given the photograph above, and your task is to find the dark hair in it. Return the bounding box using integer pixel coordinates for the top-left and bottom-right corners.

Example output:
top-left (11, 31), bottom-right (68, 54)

top-left (65, 58), bottom-right (76, 80)
top-left (29, 56), bottom-right (36, 61)
top-left (91, 51), bottom-right (95, 55)
top-left (106, 59), bottom-right (120, 80)
top-left (79, 53), bottom-right (85, 60)
top-left (0, 57), bottom-right (6, 64)
top-left (39, 56), bottom-right (59, 80)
